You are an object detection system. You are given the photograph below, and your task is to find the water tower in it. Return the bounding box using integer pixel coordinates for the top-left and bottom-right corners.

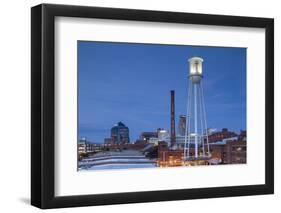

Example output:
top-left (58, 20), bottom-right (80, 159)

top-left (184, 57), bottom-right (210, 160)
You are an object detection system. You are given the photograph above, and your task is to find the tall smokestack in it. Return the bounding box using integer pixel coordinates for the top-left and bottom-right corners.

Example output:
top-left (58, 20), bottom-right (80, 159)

top-left (170, 90), bottom-right (176, 147)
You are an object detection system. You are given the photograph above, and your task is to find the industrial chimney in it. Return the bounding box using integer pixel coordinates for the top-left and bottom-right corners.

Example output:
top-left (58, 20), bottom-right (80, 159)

top-left (170, 90), bottom-right (176, 147)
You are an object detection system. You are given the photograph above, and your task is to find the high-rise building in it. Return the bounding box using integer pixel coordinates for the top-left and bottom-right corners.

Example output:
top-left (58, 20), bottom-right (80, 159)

top-left (178, 115), bottom-right (187, 136)
top-left (111, 122), bottom-right (130, 144)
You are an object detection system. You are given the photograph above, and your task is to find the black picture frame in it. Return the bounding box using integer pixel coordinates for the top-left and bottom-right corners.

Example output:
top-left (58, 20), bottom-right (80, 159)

top-left (31, 3), bottom-right (274, 209)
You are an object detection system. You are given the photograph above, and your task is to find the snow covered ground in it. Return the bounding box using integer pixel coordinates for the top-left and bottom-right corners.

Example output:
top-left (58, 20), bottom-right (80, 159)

top-left (79, 163), bottom-right (156, 171)
top-left (78, 150), bottom-right (157, 171)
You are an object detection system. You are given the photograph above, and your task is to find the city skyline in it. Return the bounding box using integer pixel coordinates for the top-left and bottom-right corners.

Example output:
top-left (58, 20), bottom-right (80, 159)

top-left (78, 41), bottom-right (246, 143)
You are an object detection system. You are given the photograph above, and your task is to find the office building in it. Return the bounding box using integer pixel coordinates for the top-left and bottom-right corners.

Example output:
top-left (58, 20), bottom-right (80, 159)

top-left (111, 122), bottom-right (130, 144)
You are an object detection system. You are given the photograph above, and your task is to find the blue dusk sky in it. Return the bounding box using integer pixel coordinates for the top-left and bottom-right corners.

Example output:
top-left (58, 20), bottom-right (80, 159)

top-left (78, 41), bottom-right (246, 143)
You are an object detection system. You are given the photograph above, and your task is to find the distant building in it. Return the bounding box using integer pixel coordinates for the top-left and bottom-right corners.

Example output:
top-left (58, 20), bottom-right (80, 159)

top-left (147, 134), bottom-right (188, 148)
top-left (138, 129), bottom-right (169, 145)
top-left (208, 128), bottom-right (237, 143)
top-left (207, 128), bottom-right (217, 136)
top-left (157, 128), bottom-right (169, 141)
top-left (140, 131), bottom-right (158, 141)
top-left (104, 137), bottom-right (114, 145)
top-left (238, 130), bottom-right (247, 142)
top-left (148, 137), bottom-right (159, 144)
top-left (178, 115), bottom-right (186, 136)
top-left (133, 140), bottom-right (148, 150)
top-left (78, 138), bottom-right (102, 154)
top-left (111, 122), bottom-right (130, 144)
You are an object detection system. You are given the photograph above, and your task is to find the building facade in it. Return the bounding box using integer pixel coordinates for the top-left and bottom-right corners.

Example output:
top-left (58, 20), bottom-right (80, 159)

top-left (208, 128), bottom-right (237, 143)
top-left (139, 131), bottom-right (158, 141)
top-left (104, 137), bottom-right (114, 145)
top-left (157, 128), bottom-right (169, 140)
top-left (209, 131), bottom-right (247, 164)
top-left (157, 141), bottom-right (184, 167)
top-left (209, 140), bottom-right (246, 164)
top-left (78, 138), bottom-right (102, 154)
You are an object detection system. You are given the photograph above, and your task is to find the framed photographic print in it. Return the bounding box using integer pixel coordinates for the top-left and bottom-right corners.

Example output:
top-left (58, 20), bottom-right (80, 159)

top-left (31, 3), bottom-right (274, 209)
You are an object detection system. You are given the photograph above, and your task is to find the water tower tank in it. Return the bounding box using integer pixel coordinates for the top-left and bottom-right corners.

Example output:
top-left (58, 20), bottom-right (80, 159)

top-left (188, 57), bottom-right (204, 84)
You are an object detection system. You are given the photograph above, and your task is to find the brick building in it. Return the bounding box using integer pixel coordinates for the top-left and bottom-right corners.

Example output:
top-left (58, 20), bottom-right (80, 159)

top-left (209, 131), bottom-right (247, 164)
top-left (208, 128), bottom-right (237, 143)
top-left (157, 142), bottom-right (184, 167)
